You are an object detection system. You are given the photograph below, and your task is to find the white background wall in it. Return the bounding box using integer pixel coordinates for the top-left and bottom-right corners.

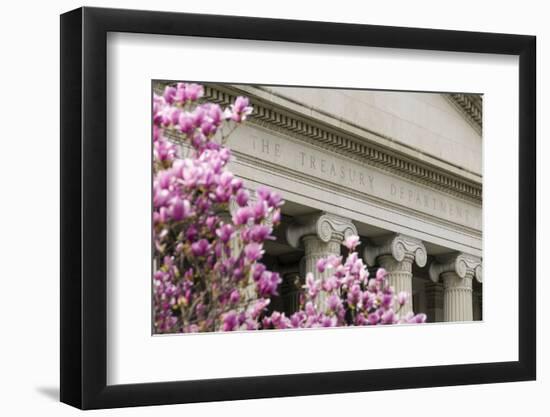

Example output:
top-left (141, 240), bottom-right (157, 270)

top-left (0, 0), bottom-right (545, 415)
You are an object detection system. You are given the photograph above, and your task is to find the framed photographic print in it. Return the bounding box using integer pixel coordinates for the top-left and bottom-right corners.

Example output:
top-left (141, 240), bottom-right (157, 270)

top-left (60, 6), bottom-right (536, 410)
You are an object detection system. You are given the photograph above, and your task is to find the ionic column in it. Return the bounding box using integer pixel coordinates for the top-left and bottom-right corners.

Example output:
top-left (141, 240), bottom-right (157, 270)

top-left (286, 212), bottom-right (357, 309)
top-left (363, 234), bottom-right (427, 316)
top-left (429, 253), bottom-right (482, 322)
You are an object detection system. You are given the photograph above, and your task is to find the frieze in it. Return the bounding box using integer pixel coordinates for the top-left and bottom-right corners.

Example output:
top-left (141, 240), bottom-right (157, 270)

top-left (227, 125), bottom-right (482, 231)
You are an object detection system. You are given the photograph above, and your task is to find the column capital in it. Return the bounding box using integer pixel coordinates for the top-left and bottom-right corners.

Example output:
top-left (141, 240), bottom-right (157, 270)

top-left (429, 253), bottom-right (482, 283)
top-left (286, 212), bottom-right (357, 249)
top-left (363, 233), bottom-right (427, 268)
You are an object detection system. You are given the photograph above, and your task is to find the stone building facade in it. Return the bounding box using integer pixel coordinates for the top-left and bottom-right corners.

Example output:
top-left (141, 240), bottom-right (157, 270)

top-left (162, 82), bottom-right (483, 323)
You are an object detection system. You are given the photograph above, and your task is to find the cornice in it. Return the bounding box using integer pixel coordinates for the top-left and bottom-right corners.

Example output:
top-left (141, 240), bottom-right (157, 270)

top-left (446, 93), bottom-right (483, 133)
top-left (203, 84), bottom-right (482, 203)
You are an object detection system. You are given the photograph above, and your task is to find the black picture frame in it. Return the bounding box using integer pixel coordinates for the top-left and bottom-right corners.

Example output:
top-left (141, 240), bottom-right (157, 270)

top-left (60, 6), bottom-right (536, 410)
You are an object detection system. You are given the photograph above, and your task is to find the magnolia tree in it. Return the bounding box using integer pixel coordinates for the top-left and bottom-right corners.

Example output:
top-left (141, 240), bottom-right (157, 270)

top-left (153, 82), bottom-right (426, 333)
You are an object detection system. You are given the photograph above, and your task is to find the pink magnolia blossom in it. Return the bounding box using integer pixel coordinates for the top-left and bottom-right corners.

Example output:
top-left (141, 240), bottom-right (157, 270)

top-left (244, 243), bottom-right (264, 262)
top-left (191, 239), bottom-right (210, 257)
top-left (343, 235), bottom-right (361, 251)
top-left (397, 291), bottom-right (409, 306)
top-left (225, 96), bottom-right (253, 122)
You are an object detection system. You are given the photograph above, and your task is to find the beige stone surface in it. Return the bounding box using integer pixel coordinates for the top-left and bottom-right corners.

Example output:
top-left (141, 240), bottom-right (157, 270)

top-left (262, 86), bottom-right (482, 175)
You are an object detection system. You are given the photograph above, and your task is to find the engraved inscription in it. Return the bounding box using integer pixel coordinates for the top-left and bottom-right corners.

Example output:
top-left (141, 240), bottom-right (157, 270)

top-left (203, 125), bottom-right (481, 230)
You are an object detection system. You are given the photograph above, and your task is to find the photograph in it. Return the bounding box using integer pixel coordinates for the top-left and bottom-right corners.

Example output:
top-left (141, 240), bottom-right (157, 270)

top-left (152, 81), bottom-right (483, 334)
